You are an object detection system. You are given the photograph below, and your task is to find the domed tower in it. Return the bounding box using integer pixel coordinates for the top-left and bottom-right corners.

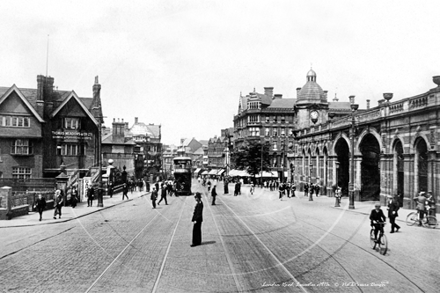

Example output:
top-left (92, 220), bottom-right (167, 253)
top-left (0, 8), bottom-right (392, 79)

top-left (294, 69), bottom-right (329, 128)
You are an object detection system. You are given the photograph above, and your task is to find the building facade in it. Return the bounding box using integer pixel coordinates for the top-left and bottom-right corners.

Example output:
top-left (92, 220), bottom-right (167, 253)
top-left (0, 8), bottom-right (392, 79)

top-left (0, 75), bottom-right (101, 180)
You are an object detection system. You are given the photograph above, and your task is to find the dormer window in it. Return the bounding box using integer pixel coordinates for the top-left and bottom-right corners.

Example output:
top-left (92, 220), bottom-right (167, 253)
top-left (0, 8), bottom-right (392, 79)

top-left (65, 118), bottom-right (80, 130)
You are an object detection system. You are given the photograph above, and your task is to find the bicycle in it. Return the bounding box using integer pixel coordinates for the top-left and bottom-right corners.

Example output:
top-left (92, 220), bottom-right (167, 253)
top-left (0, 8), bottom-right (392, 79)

top-left (370, 222), bottom-right (388, 255)
top-left (406, 210), bottom-right (437, 228)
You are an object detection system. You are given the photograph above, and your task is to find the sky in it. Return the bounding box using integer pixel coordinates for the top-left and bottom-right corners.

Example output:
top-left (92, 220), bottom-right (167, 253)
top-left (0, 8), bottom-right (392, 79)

top-left (1, 0), bottom-right (440, 145)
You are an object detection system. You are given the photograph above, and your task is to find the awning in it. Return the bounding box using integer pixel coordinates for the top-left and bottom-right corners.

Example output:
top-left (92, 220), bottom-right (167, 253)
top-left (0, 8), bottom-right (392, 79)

top-left (194, 168), bottom-right (202, 174)
top-left (208, 169), bottom-right (218, 175)
top-left (217, 169), bottom-right (225, 175)
top-left (255, 171), bottom-right (278, 178)
top-left (201, 171), bottom-right (209, 175)
top-left (229, 169), bottom-right (238, 176)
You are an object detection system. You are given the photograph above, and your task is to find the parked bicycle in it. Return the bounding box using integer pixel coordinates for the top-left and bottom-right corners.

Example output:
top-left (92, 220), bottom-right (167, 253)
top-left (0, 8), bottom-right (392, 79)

top-left (406, 209), bottom-right (437, 228)
top-left (370, 222), bottom-right (387, 255)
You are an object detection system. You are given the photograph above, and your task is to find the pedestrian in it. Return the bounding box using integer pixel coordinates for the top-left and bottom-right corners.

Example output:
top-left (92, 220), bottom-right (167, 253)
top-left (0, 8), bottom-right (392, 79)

top-left (291, 183), bottom-right (296, 197)
top-left (191, 192), bottom-right (204, 247)
top-left (34, 194), bottom-right (46, 221)
top-left (70, 186), bottom-right (78, 208)
top-left (151, 187), bottom-right (158, 208)
top-left (304, 183), bottom-right (309, 196)
top-left (158, 184), bottom-right (168, 205)
top-left (87, 184), bottom-right (94, 207)
top-left (238, 179), bottom-right (242, 195)
top-left (234, 181), bottom-right (239, 196)
top-left (279, 183), bottom-right (284, 200)
top-left (207, 180), bottom-right (211, 192)
top-left (122, 183), bottom-right (129, 200)
top-left (53, 189), bottom-right (63, 219)
top-left (315, 183), bottom-right (320, 197)
top-left (426, 192), bottom-right (436, 216)
top-left (414, 191), bottom-right (428, 226)
top-left (108, 181), bottom-right (113, 198)
top-left (286, 182), bottom-right (291, 198)
top-left (224, 177), bottom-right (229, 194)
top-left (146, 181), bottom-right (150, 192)
top-left (211, 183), bottom-right (217, 205)
top-left (250, 183), bottom-right (254, 195)
top-left (387, 194), bottom-right (400, 233)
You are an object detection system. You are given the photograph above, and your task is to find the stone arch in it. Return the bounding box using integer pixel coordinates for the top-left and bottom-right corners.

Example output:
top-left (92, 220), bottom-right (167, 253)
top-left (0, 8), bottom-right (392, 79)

top-left (414, 136), bottom-right (429, 194)
top-left (322, 146), bottom-right (329, 194)
top-left (359, 133), bottom-right (381, 201)
top-left (410, 134), bottom-right (430, 154)
top-left (331, 132), bottom-right (351, 156)
top-left (315, 146), bottom-right (320, 183)
top-left (334, 136), bottom-right (350, 196)
top-left (356, 127), bottom-right (382, 155)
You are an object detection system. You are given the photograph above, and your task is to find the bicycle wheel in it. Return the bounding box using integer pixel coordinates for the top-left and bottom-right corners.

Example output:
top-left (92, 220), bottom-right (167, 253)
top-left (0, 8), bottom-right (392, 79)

top-left (406, 212), bottom-right (418, 226)
top-left (379, 235), bottom-right (388, 255)
top-left (369, 229), bottom-right (376, 249)
top-left (424, 216), bottom-right (438, 229)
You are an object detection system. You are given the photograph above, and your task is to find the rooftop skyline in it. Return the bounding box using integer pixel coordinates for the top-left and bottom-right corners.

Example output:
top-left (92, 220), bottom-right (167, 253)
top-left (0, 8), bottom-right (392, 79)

top-left (1, 1), bottom-right (439, 145)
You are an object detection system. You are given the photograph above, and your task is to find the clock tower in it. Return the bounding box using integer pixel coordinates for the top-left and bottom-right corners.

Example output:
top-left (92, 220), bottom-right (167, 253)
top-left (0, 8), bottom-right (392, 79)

top-left (294, 69), bottom-right (329, 128)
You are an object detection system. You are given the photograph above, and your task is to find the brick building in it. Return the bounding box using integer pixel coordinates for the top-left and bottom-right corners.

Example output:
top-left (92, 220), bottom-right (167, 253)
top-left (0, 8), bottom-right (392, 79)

top-left (0, 75), bottom-right (102, 180)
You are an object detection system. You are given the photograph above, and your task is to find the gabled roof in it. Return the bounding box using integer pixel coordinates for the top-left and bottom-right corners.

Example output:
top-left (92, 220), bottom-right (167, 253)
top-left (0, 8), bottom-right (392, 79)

top-left (102, 132), bottom-right (136, 145)
top-left (0, 85), bottom-right (44, 122)
top-left (130, 122), bottom-right (160, 138)
top-left (268, 98), bottom-right (296, 109)
top-left (51, 91), bottom-right (99, 125)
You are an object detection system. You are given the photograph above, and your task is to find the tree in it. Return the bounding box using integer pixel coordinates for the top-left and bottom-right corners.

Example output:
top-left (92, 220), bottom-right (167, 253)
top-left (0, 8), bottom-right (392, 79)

top-left (231, 140), bottom-right (271, 176)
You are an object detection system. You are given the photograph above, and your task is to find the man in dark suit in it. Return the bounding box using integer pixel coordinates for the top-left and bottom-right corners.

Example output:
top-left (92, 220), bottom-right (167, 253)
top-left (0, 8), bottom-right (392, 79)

top-left (369, 203), bottom-right (386, 247)
top-left (158, 184), bottom-right (168, 205)
top-left (191, 192), bottom-right (204, 247)
top-left (388, 195), bottom-right (401, 233)
top-left (211, 184), bottom-right (217, 205)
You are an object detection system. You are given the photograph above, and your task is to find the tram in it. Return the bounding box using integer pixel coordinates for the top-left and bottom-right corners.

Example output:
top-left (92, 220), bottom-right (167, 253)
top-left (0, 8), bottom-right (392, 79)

top-left (173, 156), bottom-right (192, 195)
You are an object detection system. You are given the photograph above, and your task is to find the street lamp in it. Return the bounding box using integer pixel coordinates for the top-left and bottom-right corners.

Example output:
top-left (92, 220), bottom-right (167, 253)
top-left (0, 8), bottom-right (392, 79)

top-left (92, 106), bottom-right (104, 207)
top-left (349, 98), bottom-right (359, 210)
top-left (309, 163), bottom-right (313, 201)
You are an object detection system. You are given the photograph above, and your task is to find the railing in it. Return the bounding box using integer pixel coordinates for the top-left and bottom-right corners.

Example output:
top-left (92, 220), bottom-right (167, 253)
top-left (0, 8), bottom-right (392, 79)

top-left (11, 190), bottom-right (55, 208)
top-left (409, 96), bottom-right (428, 110)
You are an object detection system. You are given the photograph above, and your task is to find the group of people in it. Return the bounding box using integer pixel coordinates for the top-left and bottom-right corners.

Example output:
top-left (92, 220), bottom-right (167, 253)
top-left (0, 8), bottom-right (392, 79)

top-left (303, 183), bottom-right (321, 197)
top-left (150, 180), bottom-right (177, 209)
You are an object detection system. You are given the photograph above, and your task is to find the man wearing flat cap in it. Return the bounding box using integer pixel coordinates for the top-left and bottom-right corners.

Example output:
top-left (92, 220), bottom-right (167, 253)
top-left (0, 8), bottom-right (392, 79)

top-left (191, 192), bottom-right (204, 247)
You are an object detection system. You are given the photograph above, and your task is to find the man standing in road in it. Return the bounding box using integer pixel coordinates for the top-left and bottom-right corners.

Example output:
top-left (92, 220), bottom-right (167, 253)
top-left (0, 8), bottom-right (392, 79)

top-left (211, 183), bottom-right (217, 205)
top-left (191, 192), bottom-right (204, 247)
top-left (53, 189), bottom-right (64, 219)
top-left (388, 195), bottom-right (401, 233)
top-left (151, 187), bottom-right (158, 209)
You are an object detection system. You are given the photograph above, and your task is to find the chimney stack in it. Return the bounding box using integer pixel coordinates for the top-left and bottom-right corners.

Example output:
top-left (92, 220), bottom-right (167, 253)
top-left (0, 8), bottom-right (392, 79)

top-left (135, 117), bottom-right (138, 124)
top-left (349, 95), bottom-right (355, 104)
top-left (264, 87), bottom-right (274, 99)
top-left (112, 118), bottom-right (125, 143)
top-left (296, 87), bottom-right (301, 98)
top-left (37, 75), bottom-right (45, 101)
top-left (273, 94), bottom-right (282, 99)
top-left (366, 99), bottom-right (370, 109)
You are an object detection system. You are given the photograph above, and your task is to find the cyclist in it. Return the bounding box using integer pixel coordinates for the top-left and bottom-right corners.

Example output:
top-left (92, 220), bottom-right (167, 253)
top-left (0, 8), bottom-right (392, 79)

top-left (414, 191), bottom-right (428, 226)
top-left (369, 203), bottom-right (386, 248)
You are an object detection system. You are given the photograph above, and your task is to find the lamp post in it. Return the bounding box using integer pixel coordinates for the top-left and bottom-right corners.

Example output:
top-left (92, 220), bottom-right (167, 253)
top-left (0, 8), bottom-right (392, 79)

top-left (309, 163), bottom-right (313, 201)
top-left (349, 100), bottom-right (359, 210)
top-left (92, 106), bottom-right (104, 207)
top-left (335, 161), bottom-right (340, 207)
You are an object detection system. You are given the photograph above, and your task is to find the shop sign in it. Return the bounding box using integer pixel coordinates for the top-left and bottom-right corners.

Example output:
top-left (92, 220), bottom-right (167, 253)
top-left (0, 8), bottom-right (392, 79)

top-left (52, 131), bottom-right (93, 140)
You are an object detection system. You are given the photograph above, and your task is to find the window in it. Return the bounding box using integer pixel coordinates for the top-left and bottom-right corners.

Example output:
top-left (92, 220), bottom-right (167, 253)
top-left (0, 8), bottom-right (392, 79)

top-left (11, 139), bottom-right (32, 155)
top-left (265, 116), bottom-right (270, 123)
top-left (248, 115), bottom-right (259, 124)
top-left (281, 116), bottom-right (285, 123)
top-left (281, 129), bottom-right (286, 136)
top-left (289, 129), bottom-right (294, 137)
top-left (265, 128), bottom-right (270, 136)
top-left (273, 128), bottom-right (278, 137)
top-left (65, 118), bottom-right (80, 130)
top-left (249, 127), bottom-right (260, 137)
top-left (12, 167), bottom-right (32, 179)
top-left (57, 144), bottom-right (83, 156)
top-left (0, 116), bottom-right (30, 128)
top-left (273, 116), bottom-right (277, 123)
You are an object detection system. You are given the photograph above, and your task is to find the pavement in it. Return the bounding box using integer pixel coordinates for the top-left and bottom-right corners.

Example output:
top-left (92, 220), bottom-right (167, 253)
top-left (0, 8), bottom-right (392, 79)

top-left (223, 183), bottom-right (437, 227)
top-left (0, 189), bottom-right (149, 228)
top-left (1, 183), bottom-right (435, 229)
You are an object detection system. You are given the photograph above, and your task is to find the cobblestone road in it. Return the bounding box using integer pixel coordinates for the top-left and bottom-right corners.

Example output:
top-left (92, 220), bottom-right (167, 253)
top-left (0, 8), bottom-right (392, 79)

top-left (0, 180), bottom-right (439, 292)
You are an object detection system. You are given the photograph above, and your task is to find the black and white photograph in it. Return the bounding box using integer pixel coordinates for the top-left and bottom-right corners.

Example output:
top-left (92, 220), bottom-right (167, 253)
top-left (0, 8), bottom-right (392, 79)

top-left (0, 1), bottom-right (439, 292)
